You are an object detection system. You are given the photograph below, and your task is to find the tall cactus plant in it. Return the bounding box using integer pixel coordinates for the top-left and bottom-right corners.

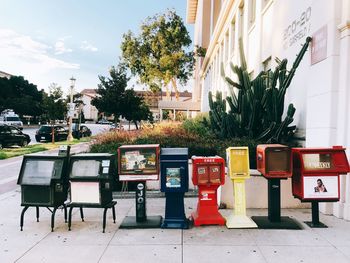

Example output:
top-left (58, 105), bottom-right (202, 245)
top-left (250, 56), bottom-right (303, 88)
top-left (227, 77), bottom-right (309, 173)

top-left (209, 37), bottom-right (312, 143)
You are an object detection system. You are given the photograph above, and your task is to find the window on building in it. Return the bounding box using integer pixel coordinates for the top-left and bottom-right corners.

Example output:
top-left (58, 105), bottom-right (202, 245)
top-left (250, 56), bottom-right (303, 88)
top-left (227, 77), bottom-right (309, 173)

top-left (249, 0), bottom-right (256, 28)
top-left (230, 20), bottom-right (236, 58)
top-left (238, 3), bottom-right (244, 39)
top-left (263, 57), bottom-right (272, 72)
top-left (224, 31), bottom-right (229, 63)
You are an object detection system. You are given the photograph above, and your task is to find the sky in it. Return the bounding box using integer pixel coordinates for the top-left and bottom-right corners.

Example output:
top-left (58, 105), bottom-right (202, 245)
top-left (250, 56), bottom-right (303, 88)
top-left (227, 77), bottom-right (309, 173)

top-left (0, 0), bottom-right (194, 94)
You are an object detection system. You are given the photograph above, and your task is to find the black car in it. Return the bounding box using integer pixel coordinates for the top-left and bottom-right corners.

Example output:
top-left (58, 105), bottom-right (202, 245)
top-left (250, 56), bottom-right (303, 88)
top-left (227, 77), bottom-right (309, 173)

top-left (72, 124), bottom-right (92, 139)
top-left (35, 125), bottom-right (68, 142)
top-left (0, 124), bottom-right (31, 149)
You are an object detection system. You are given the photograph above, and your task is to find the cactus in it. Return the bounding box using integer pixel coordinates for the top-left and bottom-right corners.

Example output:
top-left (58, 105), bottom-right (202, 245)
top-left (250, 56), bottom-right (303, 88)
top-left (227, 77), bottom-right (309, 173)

top-left (208, 37), bottom-right (312, 143)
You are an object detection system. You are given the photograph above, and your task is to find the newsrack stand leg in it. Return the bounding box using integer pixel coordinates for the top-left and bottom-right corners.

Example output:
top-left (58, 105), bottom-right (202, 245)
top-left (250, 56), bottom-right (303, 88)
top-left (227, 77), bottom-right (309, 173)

top-left (252, 178), bottom-right (302, 229)
top-left (226, 179), bottom-right (257, 228)
top-left (304, 201), bottom-right (328, 228)
top-left (120, 181), bottom-right (162, 229)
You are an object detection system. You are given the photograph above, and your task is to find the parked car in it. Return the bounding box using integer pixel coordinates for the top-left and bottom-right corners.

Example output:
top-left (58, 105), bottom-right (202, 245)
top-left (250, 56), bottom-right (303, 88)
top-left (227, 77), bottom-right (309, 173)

top-left (97, 119), bottom-right (112, 125)
top-left (109, 123), bottom-right (121, 131)
top-left (72, 124), bottom-right (92, 138)
top-left (0, 124), bottom-right (30, 149)
top-left (0, 109), bottom-right (23, 130)
top-left (35, 125), bottom-right (68, 142)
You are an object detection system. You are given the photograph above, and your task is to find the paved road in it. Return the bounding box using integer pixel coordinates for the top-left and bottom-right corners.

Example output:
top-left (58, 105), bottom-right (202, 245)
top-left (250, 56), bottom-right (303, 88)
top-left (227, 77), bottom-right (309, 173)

top-left (0, 143), bottom-right (90, 196)
top-left (22, 123), bottom-right (136, 145)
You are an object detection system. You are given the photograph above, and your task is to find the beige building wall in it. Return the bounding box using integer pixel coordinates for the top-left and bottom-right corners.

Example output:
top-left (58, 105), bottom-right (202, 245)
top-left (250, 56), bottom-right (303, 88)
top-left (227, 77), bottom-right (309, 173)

top-left (187, 0), bottom-right (350, 218)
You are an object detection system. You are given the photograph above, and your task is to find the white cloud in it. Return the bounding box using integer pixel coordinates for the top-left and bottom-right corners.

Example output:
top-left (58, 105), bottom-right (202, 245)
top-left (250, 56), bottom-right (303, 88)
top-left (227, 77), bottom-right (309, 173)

top-left (80, 40), bottom-right (98, 52)
top-left (0, 28), bottom-right (80, 91)
top-left (0, 29), bottom-right (79, 70)
top-left (54, 40), bottom-right (73, 55)
top-left (54, 36), bottom-right (73, 55)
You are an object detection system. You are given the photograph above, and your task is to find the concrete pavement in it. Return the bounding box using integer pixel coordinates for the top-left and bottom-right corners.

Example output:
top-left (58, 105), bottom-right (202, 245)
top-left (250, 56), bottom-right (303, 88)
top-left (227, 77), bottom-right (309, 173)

top-left (1, 192), bottom-right (350, 263)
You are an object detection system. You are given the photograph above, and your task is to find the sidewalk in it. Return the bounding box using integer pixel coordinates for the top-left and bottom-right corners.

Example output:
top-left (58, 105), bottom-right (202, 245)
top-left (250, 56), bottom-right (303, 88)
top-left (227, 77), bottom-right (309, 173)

top-left (0, 190), bottom-right (350, 263)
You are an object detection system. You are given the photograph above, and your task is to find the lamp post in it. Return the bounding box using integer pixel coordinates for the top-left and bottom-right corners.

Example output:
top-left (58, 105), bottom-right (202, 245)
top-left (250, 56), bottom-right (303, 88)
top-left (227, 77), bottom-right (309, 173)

top-left (67, 76), bottom-right (76, 142)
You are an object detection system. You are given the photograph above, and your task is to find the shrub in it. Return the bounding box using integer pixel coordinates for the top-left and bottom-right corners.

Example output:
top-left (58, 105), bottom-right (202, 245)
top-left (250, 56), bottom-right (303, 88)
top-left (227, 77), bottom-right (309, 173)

top-left (90, 121), bottom-right (261, 167)
top-left (182, 113), bottom-right (214, 138)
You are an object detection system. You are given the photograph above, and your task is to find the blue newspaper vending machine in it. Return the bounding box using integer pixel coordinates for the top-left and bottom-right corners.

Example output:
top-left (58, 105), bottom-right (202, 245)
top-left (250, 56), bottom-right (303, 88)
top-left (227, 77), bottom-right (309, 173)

top-left (160, 148), bottom-right (189, 229)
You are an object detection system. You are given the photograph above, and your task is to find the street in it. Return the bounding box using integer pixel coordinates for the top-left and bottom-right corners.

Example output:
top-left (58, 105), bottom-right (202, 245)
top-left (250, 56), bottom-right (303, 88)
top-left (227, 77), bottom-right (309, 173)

top-left (0, 143), bottom-right (90, 196)
top-left (23, 123), bottom-right (136, 145)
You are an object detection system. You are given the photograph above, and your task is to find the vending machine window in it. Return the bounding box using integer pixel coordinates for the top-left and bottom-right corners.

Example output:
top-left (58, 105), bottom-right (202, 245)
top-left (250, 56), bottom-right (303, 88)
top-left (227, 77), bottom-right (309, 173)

top-left (165, 167), bottom-right (182, 188)
top-left (67, 153), bottom-right (117, 233)
top-left (227, 147), bottom-right (250, 178)
top-left (118, 144), bottom-right (160, 181)
top-left (257, 144), bottom-right (292, 179)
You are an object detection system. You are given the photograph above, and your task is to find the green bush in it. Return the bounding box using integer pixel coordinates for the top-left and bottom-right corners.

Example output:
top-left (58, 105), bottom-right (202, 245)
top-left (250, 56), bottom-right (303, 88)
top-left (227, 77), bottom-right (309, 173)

top-left (182, 113), bottom-right (214, 138)
top-left (90, 122), bottom-right (261, 168)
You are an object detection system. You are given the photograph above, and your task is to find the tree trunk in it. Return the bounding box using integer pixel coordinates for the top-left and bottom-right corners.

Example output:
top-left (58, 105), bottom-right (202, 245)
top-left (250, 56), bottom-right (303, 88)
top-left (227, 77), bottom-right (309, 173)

top-left (51, 121), bottom-right (55, 144)
top-left (134, 121), bottom-right (139, 130)
top-left (165, 82), bottom-right (170, 99)
top-left (171, 78), bottom-right (179, 101)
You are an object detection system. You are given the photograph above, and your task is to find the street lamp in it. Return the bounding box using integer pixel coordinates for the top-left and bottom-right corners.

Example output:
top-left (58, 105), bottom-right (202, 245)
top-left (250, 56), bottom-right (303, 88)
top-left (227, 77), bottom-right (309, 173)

top-left (67, 76), bottom-right (76, 142)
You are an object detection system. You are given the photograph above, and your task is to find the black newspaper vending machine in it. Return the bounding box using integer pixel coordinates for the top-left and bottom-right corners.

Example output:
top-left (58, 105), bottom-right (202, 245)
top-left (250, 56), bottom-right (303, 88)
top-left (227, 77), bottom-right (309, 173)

top-left (17, 146), bottom-right (70, 231)
top-left (67, 153), bottom-right (117, 233)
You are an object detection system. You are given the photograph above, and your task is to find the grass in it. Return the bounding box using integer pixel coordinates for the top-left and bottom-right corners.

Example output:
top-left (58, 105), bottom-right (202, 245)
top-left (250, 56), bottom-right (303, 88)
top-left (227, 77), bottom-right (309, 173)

top-left (0, 137), bottom-right (91, 160)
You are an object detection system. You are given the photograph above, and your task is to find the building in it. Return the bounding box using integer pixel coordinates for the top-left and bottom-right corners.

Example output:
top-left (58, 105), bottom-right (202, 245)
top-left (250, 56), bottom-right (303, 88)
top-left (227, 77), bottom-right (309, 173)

top-left (187, 0), bottom-right (350, 220)
top-left (80, 88), bottom-right (198, 122)
top-left (0, 70), bottom-right (12, 79)
top-left (150, 90), bottom-right (200, 120)
top-left (80, 89), bottom-right (99, 122)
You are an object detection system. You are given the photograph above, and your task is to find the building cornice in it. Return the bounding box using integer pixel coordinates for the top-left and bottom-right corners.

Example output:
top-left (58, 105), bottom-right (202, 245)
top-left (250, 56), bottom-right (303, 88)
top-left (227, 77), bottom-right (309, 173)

top-left (338, 20), bottom-right (350, 31)
top-left (338, 21), bottom-right (350, 38)
top-left (199, 0), bottom-right (236, 79)
top-left (186, 0), bottom-right (198, 24)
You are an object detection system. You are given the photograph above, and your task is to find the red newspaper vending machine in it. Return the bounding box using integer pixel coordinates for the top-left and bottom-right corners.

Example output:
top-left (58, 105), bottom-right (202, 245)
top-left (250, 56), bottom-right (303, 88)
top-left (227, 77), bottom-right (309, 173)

top-left (252, 144), bottom-right (301, 229)
top-left (292, 146), bottom-right (350, 227)
top-left (191, 156), bottom-right (226, 226)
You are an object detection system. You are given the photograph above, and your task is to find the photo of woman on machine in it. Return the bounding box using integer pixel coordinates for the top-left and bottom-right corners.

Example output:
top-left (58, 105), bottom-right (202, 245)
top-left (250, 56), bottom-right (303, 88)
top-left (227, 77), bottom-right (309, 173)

top-left (314, 178), bottom-right (327, 193)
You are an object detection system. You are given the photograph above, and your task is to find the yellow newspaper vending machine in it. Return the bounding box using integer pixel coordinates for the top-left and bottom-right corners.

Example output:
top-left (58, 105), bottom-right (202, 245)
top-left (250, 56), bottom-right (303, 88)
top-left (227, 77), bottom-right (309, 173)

top-left (226, 147), bottom-right (257, 228)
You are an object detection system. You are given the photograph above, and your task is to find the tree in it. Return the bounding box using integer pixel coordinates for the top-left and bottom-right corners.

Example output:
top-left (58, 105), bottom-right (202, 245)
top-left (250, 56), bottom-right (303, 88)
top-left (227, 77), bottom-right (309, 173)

top-left (41, 83), bottom-right (67, 123)
top-left (0, 76), bottom-right (43, 118)
top-left (92, 63), bottom-right (130, 125)
top-left (123, 89), bottom-right (153, 129)
top-left (92, 63), bottom-right (153, 129)
top-left (121, 10), bottom-right (194, 100)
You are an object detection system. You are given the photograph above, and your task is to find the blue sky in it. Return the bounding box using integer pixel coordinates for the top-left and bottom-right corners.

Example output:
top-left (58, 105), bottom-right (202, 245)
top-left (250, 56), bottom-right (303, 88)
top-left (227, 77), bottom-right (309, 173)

top-left (0, 0), bottom-right (193, 94)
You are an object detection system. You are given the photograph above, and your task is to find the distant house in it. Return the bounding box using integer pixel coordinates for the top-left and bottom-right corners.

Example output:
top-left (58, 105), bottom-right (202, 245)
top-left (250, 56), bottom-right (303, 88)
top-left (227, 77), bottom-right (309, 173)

top-left (80, 89), bottom-right (99, 122)
top-left (79, 88), bottom-right (199, 122)
top-left (0, 71), bottom-right (12, 79)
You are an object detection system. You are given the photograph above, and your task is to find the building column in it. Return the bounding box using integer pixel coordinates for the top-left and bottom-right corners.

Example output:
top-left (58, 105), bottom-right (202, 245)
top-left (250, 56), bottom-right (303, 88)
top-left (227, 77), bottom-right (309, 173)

top-left (336, 2), bottom-right (350, 219)
top-left (186, 110), bottom-right (190, 119)
top-left (173, 109), bottom-right (176, 121)
top-left (160, 108), bottom-right (163, 121)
